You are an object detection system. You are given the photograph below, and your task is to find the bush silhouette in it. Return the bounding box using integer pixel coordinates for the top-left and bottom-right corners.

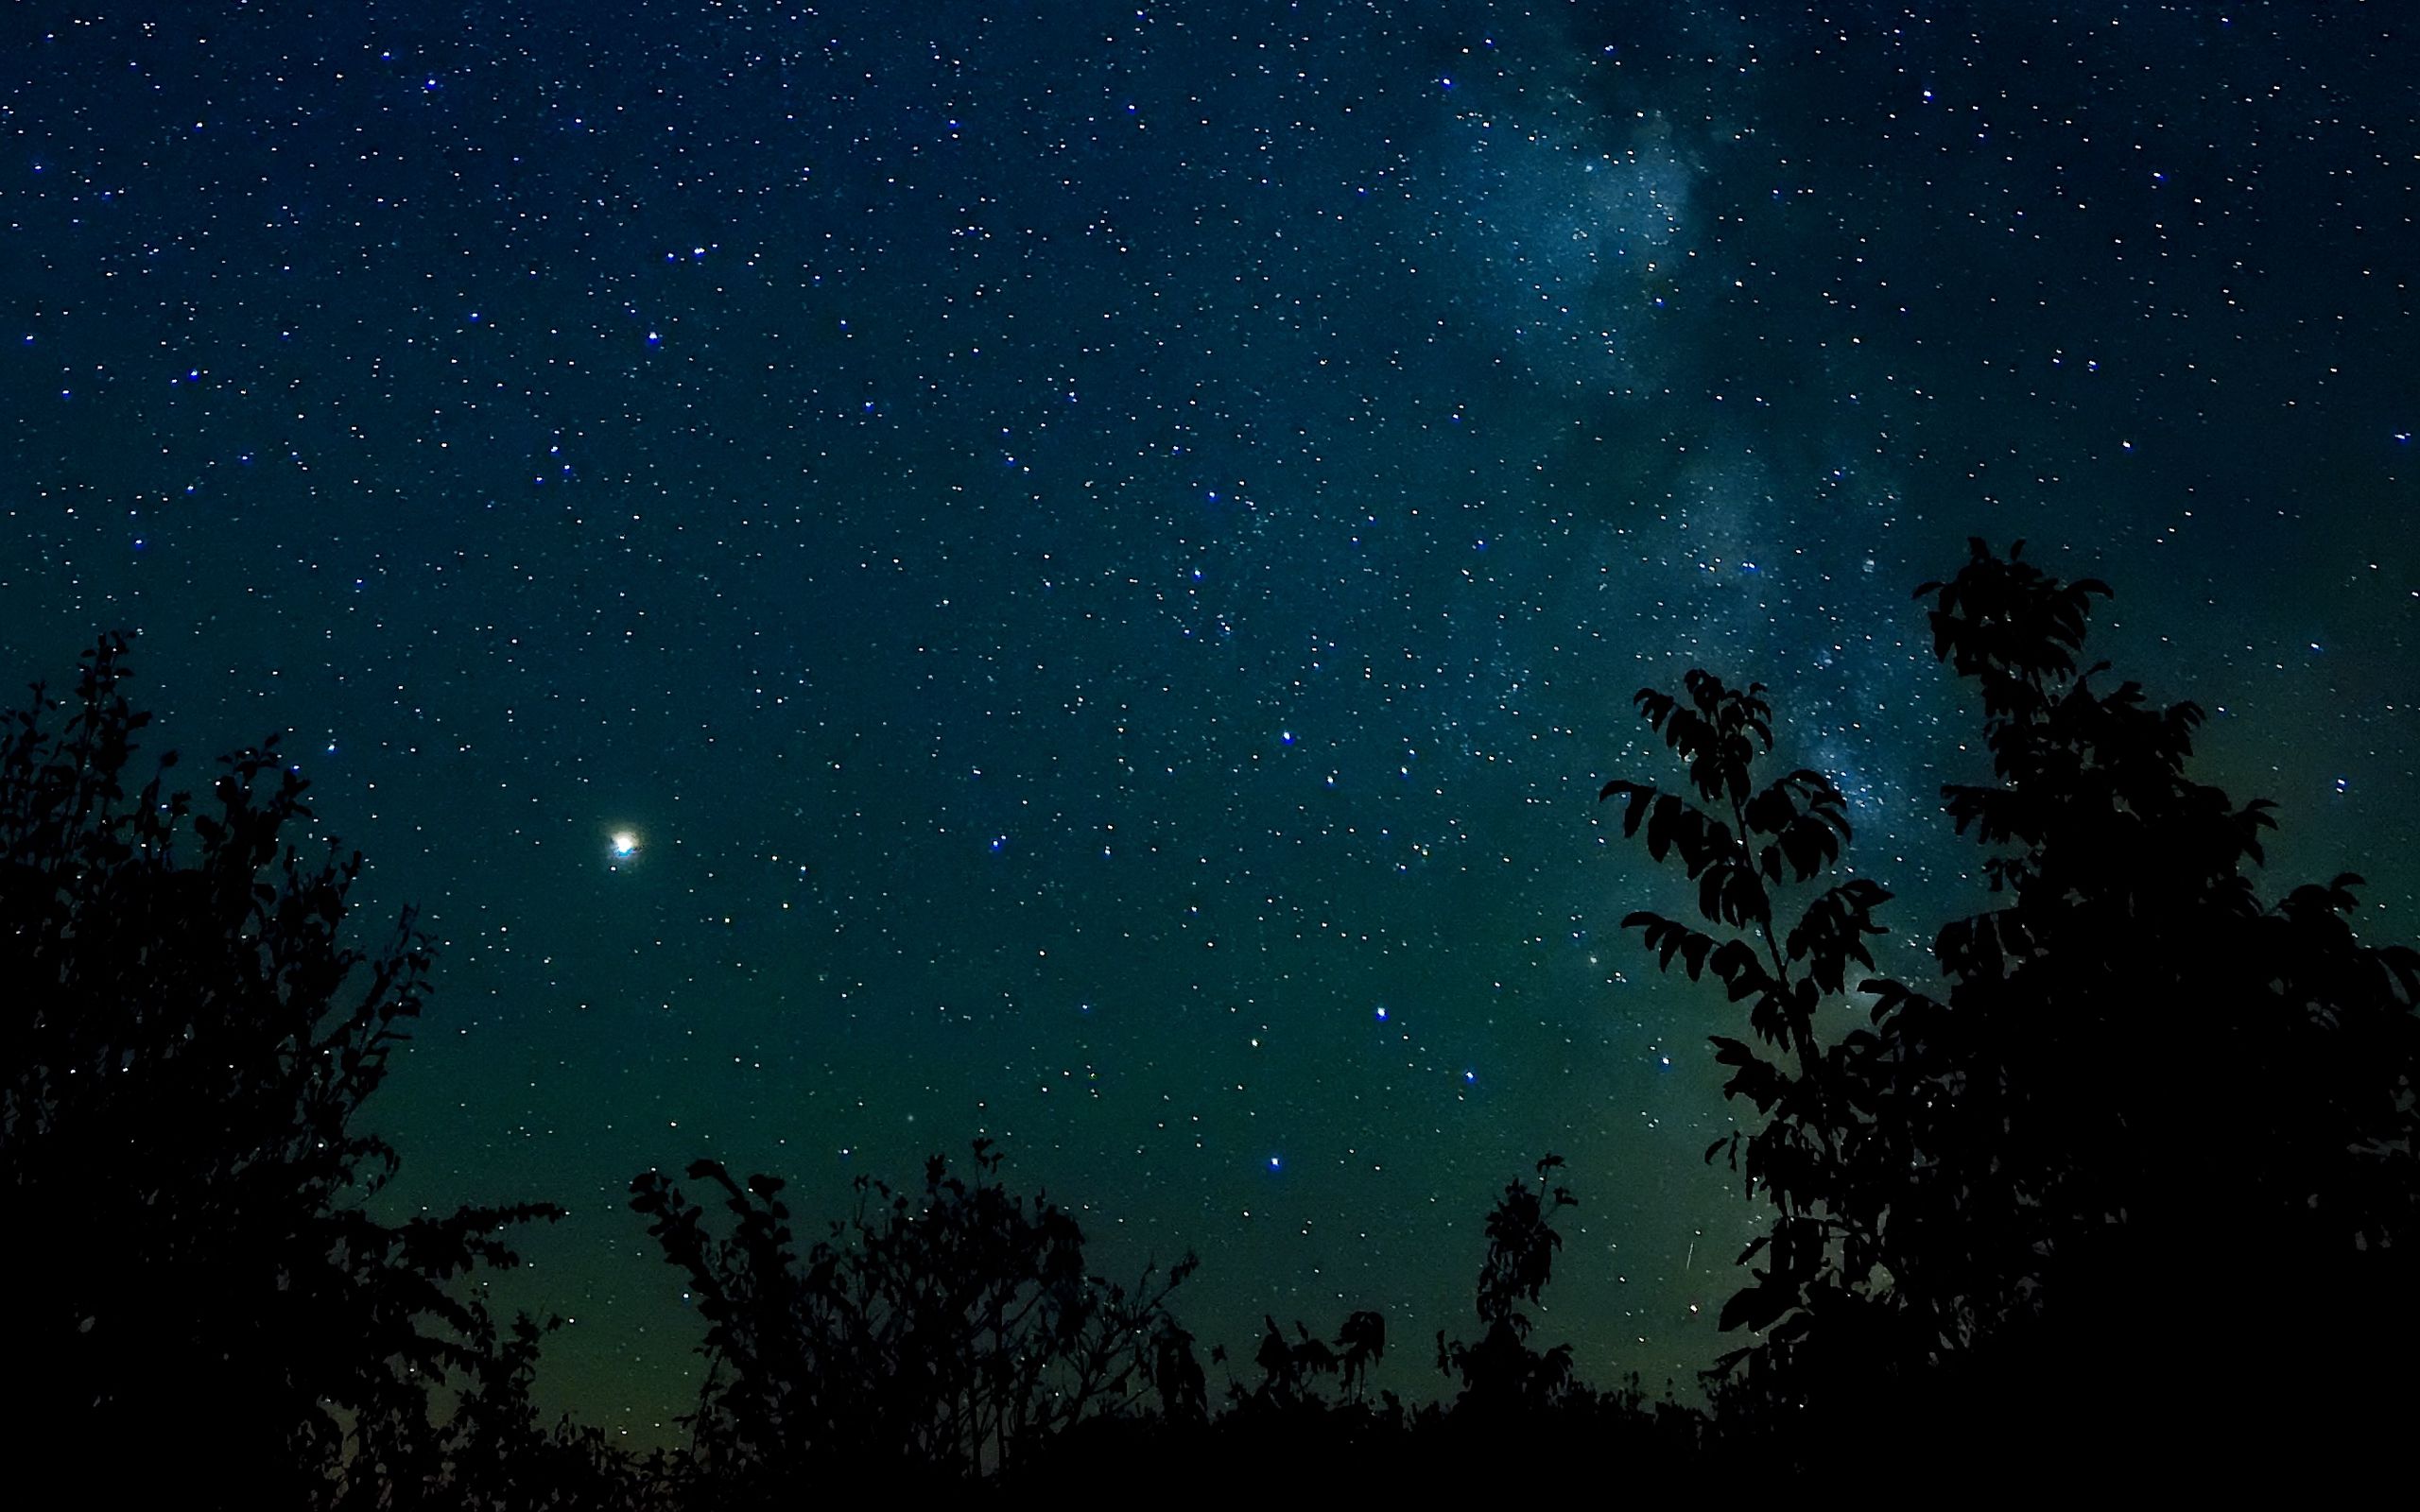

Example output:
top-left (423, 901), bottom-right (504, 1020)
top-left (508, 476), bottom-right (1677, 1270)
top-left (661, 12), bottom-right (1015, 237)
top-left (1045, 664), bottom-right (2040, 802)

top-left (1437, 1155), bottom-right (1580, 1411)
top-left (1601, 541), bottom-right (2420, 1469)
top-left (630, 1137), bottom-right (1196, 1495)
top-left (1017, 1154), bottom-right (1706, 1497)
top-left (1233, 1312), bottom-right (1385, 1412)
top-left (0, 637), bottom-right (562, 1503)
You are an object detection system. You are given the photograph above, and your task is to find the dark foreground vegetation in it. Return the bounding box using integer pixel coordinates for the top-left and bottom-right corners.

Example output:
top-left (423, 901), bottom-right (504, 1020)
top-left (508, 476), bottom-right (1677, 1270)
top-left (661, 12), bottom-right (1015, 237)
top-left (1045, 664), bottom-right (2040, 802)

top-left (4, 542), bottom-right (2412, 1504)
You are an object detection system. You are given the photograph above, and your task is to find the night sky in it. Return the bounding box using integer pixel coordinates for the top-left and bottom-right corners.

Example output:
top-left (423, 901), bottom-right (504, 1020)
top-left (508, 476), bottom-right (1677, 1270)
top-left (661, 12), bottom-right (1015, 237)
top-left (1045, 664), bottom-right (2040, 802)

top-left (4, 1), bottom-right (2413, 1443)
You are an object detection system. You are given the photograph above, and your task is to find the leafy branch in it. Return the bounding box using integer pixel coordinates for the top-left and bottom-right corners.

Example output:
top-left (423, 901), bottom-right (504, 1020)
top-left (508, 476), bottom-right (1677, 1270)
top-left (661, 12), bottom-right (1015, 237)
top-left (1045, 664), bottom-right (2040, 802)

top-left (1599, 669), bottom-right (1893, 1373)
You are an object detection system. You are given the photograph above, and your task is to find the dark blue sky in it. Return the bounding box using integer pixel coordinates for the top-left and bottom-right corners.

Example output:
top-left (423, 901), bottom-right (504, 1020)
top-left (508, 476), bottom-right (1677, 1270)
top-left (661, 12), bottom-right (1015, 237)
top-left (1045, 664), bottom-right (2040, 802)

top-left (3, 1), bottom-right (2411, 1440)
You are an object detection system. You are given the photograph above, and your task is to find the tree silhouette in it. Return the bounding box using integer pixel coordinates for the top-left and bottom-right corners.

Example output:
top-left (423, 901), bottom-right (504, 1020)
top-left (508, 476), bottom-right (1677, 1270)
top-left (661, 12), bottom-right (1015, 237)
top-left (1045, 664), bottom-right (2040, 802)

top-left (0, 637), bottom-right (562, 1503)
top-left (1437, 1155), bottom-right (1580, 1409)
top-left (630, 1137), bottom-right (1196, 1496)
top-left (1596, 670), bottom-right (1889, 1383)
top-left (1601, 542), bottom-right (2420, 1466)
top-left (1876, 541), bottom-right (2420, 1455)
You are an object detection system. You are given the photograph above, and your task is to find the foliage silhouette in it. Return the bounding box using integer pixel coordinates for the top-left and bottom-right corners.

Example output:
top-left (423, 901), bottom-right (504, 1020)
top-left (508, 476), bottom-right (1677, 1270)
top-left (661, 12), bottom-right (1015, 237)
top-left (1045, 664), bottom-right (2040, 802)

top-left (1235, 1312), bottom-right (1386, 1411)
top-left (1602, 541), bottom-right (2420, 1467)
top-left (384, 1311), bottom-right (679, 1509)
top-left (0, 637), bottom-right (564, 1504)
top-left (32, 533), bottom-right (2407, 1494)
top-left (630, 1136), bottom-right (1196, 1495)
top-left (1436, 1155), bottom-right (1580, 1409)
top-left (1022, 1153), bottom-right (1703, 1496)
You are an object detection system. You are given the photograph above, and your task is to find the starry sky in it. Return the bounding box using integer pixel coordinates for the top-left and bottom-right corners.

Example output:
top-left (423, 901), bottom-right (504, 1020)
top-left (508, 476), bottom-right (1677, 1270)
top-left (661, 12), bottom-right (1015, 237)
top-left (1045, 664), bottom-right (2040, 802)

top-left (3, 1), bottom-right (2412, 1442)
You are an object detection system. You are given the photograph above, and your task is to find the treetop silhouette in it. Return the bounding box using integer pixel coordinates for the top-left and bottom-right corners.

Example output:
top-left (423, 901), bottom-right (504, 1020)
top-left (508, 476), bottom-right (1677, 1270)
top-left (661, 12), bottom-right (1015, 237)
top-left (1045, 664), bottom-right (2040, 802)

top-left (629, 1136), bottom-right (1198, 1490)
top-left (0, 635), bottom-right (562, 1503)
top-left (1436, 1154), bottom-right (1581, 1410)
top-left (1601, 540), bottom-right (2420, 1456)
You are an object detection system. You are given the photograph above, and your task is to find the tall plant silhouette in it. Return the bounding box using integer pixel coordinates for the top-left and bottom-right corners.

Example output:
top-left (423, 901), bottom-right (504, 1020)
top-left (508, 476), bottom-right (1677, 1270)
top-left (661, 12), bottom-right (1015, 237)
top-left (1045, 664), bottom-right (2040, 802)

top-left (1601, 541), bottom-right (2420, 1435)
top-left (0, 637), bottom-right (562, 1502)
top-left (631, 1138), bottom-right (1196, 1494)
top-left (1596, 667), bottom-right (1889, 1382)
top-left (1438, 1155), bottom-right (1580, 1409)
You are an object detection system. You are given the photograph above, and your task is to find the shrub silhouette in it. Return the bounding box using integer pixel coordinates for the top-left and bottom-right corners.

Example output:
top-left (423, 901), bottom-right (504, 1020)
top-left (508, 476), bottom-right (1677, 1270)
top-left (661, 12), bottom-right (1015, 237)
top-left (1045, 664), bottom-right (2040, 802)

top-left (1601, 541), bottom-right (2420, 1468)
top-left (630, 1137), bottom-right (1196, 1495)
top-left (390, 1311), bottom-right (678, 1509)
top-left (1021, 1157), bottom-right (1694, 1497)
top-left (1437, 1155), bottom-right (1580, 1411)
top-left (0, 637), bottom-right (563, 1503)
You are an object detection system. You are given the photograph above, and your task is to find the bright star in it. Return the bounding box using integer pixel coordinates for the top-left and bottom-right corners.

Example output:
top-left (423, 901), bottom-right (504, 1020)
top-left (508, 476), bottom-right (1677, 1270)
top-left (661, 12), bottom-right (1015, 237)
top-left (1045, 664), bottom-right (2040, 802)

top-left (609, 829), bottom-right (641, 865)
